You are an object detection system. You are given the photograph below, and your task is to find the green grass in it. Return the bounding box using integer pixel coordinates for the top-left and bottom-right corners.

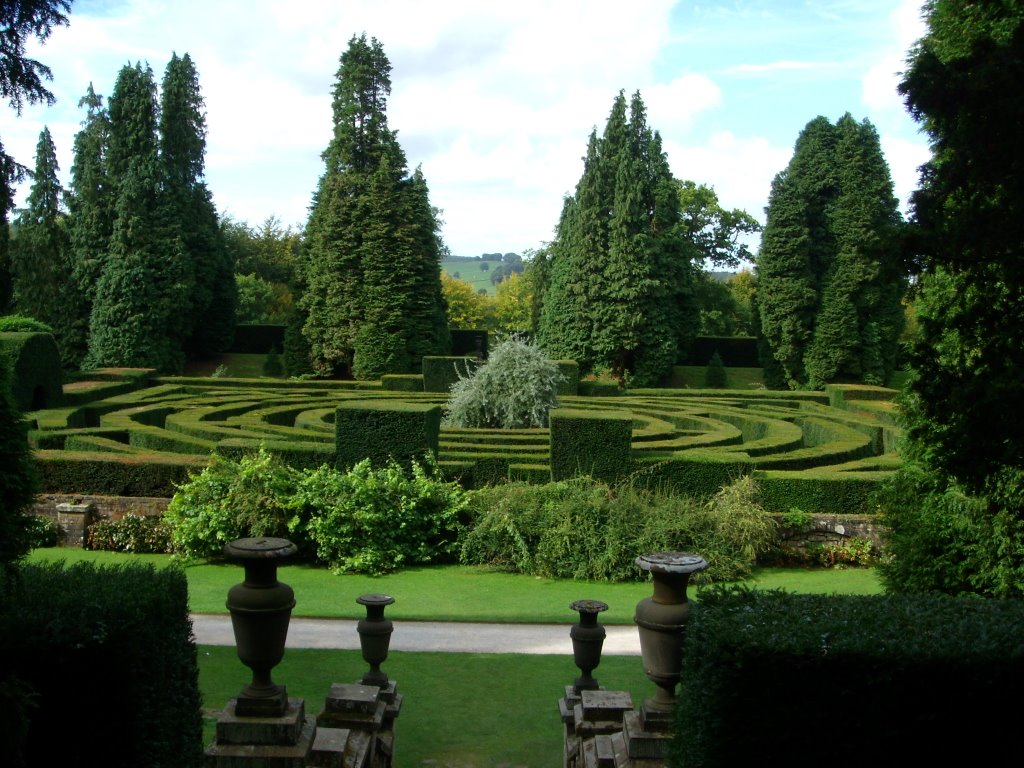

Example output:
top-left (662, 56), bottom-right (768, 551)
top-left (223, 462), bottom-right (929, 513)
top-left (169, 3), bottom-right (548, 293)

top-left (441, 258), bottom-right (504, 296)
top-left (28, 550), bottom-right (882, 623)
top-left (199, 645), bottom-right (648, 767)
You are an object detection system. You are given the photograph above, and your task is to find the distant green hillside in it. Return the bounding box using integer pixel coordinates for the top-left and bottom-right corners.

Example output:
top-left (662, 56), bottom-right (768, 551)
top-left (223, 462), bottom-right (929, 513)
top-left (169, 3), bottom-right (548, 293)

top-left (441, 259), bottom-right (506, 296)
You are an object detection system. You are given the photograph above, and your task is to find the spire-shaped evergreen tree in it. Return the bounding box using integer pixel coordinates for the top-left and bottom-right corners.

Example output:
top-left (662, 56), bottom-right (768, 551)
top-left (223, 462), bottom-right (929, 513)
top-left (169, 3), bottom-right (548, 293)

top-left (538, 90), bottom-right (696, 386)
top-left (86, 62), bottom-right (190, 372)
top-left (159, 52), bottom-right (234, 357)
top-left (757, 114), bottom-right (904, 389)
top-left (10, 126), bottom-right (66, 329)
top-left (65, 83), bottom-right (113, 368)
top-left (302, 33), bottom-right (449, 378)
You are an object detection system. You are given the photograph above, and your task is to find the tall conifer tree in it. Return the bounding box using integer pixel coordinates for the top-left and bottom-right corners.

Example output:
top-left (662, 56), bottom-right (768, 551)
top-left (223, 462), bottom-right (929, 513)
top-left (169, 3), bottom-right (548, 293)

top-left (302, 34), bottom-right (448, 378)
top-left (86, 63), bottom-right (190, 372)
top-left (538, 90), bottom-right (696, 386)
top-left (65, 84), bottom-right (113, 368)
top-left (10, 126), bottom-right (67, 329)
top-left (757, 114), bottom-right (904, 389)
top-left (159, 52), bottom-right (234, 357)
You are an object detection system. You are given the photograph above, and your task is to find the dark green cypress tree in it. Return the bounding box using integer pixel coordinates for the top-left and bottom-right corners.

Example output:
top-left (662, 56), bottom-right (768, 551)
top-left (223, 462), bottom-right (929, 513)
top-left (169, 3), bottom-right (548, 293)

top-left (538, 90), bottom-right (695, 386)
top-left (65, 84), bottom-right (113, 369)
top-left (159, 53), bottom-right (234, 358)
top-left (86, 63), bottom-right (190, 372)
top-left (757, 114), bottom-right (904, 389)
top-left (0, 357), bottom-right (37, 575)
top-left (0, 137), bottom-right (17, 313)
top-left (10, 126), bottom-right (66, 330)
top-left (303, 34), bottom-right (448, 379)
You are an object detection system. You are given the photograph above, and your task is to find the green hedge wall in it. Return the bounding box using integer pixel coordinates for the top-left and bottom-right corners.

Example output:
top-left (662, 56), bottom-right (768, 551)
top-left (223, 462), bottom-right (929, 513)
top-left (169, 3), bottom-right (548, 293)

top-left (381, 374), bottom-right (425, 392)
top-left (335, 400), bottom-right (442, 469)
top-left (553, 359), bottom-right (579, 396)
top-left (755, 470), bottom-right (883, 514)
top-left (421, 356), bottom-right (480, 393)
top-left (631, 452), bottom-right (754, 499)
top-left (0, 561), bottom-right (202, 767)
top-left (216, 437), bottom-right (336, 470)
top-left (549, 408), bottom-right (632, 484)
top-left (0, 332), bottom-right (62, 411)
top-left (673, 589), bottom-right (1024, 767)
top-left (35, 450), bottom-right (206, 496)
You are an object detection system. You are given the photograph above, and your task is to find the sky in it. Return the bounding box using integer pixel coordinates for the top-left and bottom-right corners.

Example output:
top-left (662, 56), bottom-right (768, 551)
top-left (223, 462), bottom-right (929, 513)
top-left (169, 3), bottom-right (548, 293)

top-left (5, 0), bottom-right (932, 258)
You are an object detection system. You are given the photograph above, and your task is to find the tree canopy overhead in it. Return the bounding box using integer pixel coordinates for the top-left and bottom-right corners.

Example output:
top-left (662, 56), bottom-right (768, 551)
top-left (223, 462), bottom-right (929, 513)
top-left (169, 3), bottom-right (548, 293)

top-left (756, 113), bottom-right (905, 389)
top-left (301, 33), bottom-right (449, 379)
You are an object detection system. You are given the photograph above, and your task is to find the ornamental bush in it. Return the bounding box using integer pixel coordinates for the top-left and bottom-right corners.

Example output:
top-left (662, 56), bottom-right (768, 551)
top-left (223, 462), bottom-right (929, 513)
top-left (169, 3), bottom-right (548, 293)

top-left (460, 474), bottom-right (774, 582)
top-left (88, 514), bottom-right (173, 554)
top-left (444, 337), bottom-right (563, 429)
top-left (298, 455), bottom-right (468, 575)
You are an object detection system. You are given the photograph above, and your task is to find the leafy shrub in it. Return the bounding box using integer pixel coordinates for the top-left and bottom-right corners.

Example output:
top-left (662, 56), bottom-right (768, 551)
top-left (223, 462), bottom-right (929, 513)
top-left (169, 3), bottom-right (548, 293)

top-left (461, 475), bottom-right (775, 582)
top-left (298, 456), bottom-right (468, 575)
top-left (163, 447), bottom-right (304, 560)
top-left (88, 514), bottom-right (172, 554)
top-left (704, 350), bottom-right (727, 388)
top-left (445, 336), bottom-right (563, 429)
top-left (163, 448), bottom-right (467, 574)
top-left (0, 315), bottom-right (54, 333)
top-left (23, 515), bottom-right (58, 549)
top-left (809, 537), bottom-right (875, 568)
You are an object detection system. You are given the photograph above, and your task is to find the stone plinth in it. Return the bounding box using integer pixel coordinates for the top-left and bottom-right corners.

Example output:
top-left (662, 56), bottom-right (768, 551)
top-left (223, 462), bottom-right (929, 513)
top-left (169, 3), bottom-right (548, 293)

top-left (308, 727), bottom-right (372, 768)
top-left (55, 502), bottom-right (93, 547)
top-left (316, 681), bottom-right (403, 768)
top-left (205, 697), bottom-right (314, 767)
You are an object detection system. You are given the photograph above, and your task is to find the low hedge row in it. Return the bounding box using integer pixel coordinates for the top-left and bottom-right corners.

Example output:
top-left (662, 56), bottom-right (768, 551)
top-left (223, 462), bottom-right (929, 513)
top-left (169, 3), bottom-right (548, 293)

top-left (0, 332), bottom-right (63, 411)
top-left (421, 355), bottom-right (480, 393)
top-left (35, 449), bottom-right (207, 496)
top-left (0, 561), bottom-right (202, 767)
top-left (335, 401), bottom-right (441, 469)
top-left (673, 588), bottom-right (1023, 766)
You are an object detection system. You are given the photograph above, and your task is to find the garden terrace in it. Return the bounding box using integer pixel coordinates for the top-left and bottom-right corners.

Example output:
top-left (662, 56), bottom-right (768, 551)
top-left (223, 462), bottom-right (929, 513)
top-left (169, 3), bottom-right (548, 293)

top-left (26, 371), bottom-right (900, 513)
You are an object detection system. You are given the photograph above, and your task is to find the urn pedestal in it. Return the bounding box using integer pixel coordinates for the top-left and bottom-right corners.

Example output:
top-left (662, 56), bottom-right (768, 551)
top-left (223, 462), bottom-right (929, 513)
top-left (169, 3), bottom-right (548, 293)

top-left (633, 551), bottom-right (707, 726)
top-left (570, 599), bottom-right (608, 693)
top-left (224, 536), bottom-right (297, 718)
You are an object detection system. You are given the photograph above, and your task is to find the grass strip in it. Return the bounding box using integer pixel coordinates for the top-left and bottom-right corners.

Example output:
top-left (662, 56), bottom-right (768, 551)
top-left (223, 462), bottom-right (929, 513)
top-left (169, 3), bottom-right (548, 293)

top-left (29, 549), bottom-right (883, 624)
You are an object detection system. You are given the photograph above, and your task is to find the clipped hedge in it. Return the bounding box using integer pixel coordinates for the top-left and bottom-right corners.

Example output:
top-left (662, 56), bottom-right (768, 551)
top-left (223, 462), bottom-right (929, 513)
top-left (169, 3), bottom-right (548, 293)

top-left (755, 469), bottom-right (884, 514)
top-left (673, 588), bottom-right (1024, 767)
top-left (0, 561), bottom-right (202, 767)
top-left (553, 359), bottom-right (579, 396)
top-left (631, 451), bottom-right (754, 500)
top-left (381, 373), bottom-right (424, 392)
top-left (0, 332), bottom-right (62, 411)
top-left (422, 355), bottom-right (480, 393)
top-left (35, 450), bottom-right (207, 496)
top-left (215, 437), bottom-right (336, 470)
top-left (335, 400), bottom-right (441, 469)
top-left (549, 408), bottom-right (632, 484)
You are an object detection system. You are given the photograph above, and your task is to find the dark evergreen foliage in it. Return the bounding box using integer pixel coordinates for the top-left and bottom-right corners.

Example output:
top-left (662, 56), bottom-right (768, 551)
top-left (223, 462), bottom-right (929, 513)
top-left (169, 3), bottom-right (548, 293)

top-left (64, 84), bottom-right (113, 369)
top-left (9, 126), bottom-right (66, 333)
top-left (881, 1), bottom-right (1024, 597)
top-left (302, 34), bottom-right (449, 379)
top-left (538, 92), bottom-right (698, 386)
top-left (86, 63), bottom-right (191, 372)
top-left (0, 357), bottom-right (37, 575)
top-left (757, 115), bottom-right (905, 390)
top-left (159, 53), bottom-right (234, 357)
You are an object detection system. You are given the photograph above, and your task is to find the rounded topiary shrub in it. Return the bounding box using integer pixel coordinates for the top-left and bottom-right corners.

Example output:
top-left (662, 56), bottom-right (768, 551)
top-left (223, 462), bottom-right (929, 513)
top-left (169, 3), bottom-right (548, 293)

top-left (444, 337), bottom-right (564, 429)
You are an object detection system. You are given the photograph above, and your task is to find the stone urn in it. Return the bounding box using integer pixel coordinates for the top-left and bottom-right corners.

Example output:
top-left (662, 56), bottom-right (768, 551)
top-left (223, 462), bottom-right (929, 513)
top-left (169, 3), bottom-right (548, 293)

top-left (356, 593), bottom-right (395, 687)
top-left (224, 536), bottom-right (297, 717)
top-left (570, 599), bottom-right (608, 692)
top-left (634, 552), bottom-right (707, 721)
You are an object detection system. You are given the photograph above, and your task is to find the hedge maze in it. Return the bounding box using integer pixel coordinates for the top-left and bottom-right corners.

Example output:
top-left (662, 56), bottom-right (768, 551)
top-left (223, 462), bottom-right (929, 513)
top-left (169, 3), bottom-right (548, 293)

top-left (25, 367), bottom-right (900, 514)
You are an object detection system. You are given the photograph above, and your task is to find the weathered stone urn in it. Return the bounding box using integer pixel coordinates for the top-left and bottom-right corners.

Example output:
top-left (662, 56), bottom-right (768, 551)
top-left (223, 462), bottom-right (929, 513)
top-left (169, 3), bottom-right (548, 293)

top-left (224, 536), bottom-right (297, 717)
top-left (570, 599), bottom-right (608, 692)
top-left (634, 551), bottom-right (707, 720)
top-left (356, 593), bottom-right (395, 687)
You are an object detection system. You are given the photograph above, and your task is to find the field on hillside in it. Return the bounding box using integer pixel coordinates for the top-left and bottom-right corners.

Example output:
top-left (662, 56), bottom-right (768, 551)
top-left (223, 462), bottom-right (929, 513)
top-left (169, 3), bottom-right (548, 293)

top-left (441, 258), bottom-right (505, 295)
